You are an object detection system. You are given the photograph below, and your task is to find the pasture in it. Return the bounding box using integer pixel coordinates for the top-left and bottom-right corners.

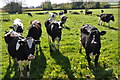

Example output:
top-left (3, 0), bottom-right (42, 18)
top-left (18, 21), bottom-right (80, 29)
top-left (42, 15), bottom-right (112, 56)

top-left (0, 8), bottom-right (119, 79)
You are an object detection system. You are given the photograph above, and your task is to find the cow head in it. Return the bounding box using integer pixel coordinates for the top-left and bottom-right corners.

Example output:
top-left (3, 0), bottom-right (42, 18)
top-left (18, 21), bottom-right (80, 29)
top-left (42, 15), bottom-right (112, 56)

top-left (81, 24), bottom-right (106, 44)
top-left (51, 21), bottom-right (63, 30)
top-left (30, 20), bottom-right (41, 28)
top-left (110, 14), bottom-right (115, 22)
top-left (4, 30), bottom-right (22, 44)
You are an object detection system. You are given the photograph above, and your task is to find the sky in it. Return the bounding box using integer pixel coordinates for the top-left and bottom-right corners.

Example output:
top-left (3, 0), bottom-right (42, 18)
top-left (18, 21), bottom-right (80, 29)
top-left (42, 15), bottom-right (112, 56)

top-left (0, 0), bottom-right (119, 8)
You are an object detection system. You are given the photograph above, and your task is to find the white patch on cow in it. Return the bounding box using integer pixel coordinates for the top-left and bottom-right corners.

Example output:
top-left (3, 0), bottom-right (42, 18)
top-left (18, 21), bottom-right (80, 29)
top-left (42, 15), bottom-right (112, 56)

top-left (57, 21), bottom-right (62, 29)
top-left (16, 40), bottom-right (21, 50)
top-left (13, 18), bottom-right (24, 31)
top-left (49, 13), bottom-right (56, 20)
top-left (5, 30), bottom-right (21, 37)
top-left (27, 38), bottom-right (34, 49)
top-left (91, 35), bottom-right (97, 44)
top-left (27, 72), bottom-right (30, 77)
top-left (51, 24), bottom-right (54, 31)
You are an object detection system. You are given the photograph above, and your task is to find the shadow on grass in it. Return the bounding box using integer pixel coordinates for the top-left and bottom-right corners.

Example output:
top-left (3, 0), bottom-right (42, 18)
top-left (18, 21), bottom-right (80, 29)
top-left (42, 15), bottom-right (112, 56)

top-left (49, 43), bottom-right (76, 80)
top-left (102, 25), bottom-right (119, 31)
top-left (30, 45), bottom-right (47, 79)
top-left (3, 59), bottom-right (20, 80)
top-left (89, 65), bottom-right (114, 80)
top-left (3, 46), bottom-right (47, 80)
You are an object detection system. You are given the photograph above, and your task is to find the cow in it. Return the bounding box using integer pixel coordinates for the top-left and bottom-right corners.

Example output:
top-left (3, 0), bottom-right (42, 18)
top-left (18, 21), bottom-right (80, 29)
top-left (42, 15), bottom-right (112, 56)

top-left (59, 11), bottom-right (64, 15)
top-left (27, 20), bottom-right (42, 54)
top-left (27, 13), bottom-right (33, 17)
top-left (4, 30), bottom-right (39, 78)
top-left (72, 12), bottom-right (80, 14)
top-left (98, 14), bottom-right (115, 26)
top-left (44, 18), bottom-right (63, 50)
top-left (49, 13), bottom-right (57, 20)
top-left (85, 11), bottom-right (93, 15)
top-left (35, 12), bottom-right (45, 15)
top-left (64, 9), bottom-right (67, 14)
top-left (101, 10), bottom-right (104, 13)
top-left (61, 15), bottom-right (68, 27)
top-left (80, 10), bottom-right (83, 13)
top-left (79, 24), bottom-right (106, 66)
top-left (9, 18), bottom-right (24, 34)
top-left (69, 10), bottom-right (72, 13)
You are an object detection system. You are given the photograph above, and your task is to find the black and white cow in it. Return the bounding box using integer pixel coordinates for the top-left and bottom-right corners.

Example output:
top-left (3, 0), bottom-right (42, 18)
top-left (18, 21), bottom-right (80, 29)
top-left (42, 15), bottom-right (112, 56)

top-left (45, 18), bottom-right (63, 49)
top-left (61, 15), bottom-right (68, 26)
top-left (49, 13), bottom-right (57, 20)
top-left (79, 24), bottom-right (106, 66)
top-left (27, 13), bottom-right (33, 17)
top-left (59, 11), bottom-right (64, 15)
top-left (98, 14), bottom-right (115, 26)
top-left (9, 18), bottom-right (24, 34)
top-left (27, 20), bottom-right (42, 53)
top-left (85, 11), bottom-right (93, 15)
top-left (4, 30), bottom-right (38, 78)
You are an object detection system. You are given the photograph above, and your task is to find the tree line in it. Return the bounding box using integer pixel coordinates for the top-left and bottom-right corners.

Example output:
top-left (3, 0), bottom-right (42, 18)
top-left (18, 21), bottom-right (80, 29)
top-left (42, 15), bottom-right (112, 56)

top-left (2, 1), bottom-right (111, 13)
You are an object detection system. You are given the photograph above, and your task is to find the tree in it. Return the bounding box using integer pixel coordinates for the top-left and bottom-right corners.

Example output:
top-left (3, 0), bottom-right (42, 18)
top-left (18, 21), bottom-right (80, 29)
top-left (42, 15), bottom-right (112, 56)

top-left (71, 0), bottom-right (83, 9)
top-left (2, 0), bottom-right (26, 13)
top-left (3, 2), bottom-right (22, 13)
top-left (95, 2), bottom-right (100, 8)
top-left (42, 1), bottom-right (53, 10)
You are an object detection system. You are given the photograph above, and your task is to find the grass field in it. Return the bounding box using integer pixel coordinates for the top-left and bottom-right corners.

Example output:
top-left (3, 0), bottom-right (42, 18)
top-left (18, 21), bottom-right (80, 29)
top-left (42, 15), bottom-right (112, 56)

top-left (0, 8), bottom-right (119, 79)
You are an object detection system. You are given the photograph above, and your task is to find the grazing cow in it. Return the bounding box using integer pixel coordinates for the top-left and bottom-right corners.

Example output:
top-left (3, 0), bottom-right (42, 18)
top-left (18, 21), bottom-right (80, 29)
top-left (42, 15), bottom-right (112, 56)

top-left (52, 12), bottom-right (58, 15)
top-left (35, 12), bottom-right (45, 15)
top-left (27, 13), bottom-right (33, 17)
top-left (85, 11), bottom-right (93, 15)
top-left (64, 9), bottom-right (67, 14)
top-left (49, 13), bottom-right (57, 20)
top-left (69, 10), bottom-right (72, 13)
top-left (59, 11), bottom-right (64, 15)
top-left (101, 10), bottom-right (104, 13)
top-left (45, 19), bottom-right (63, 49)
top-left (98, 14), bottom-right (115, 26)
top-left (44, 11), bottom-right (49, 14)
top-left (27, 20), bottom-right (42, 53)
top-left (72, 12), bottom-right (80, 14)
top-left (79, 24), bottom-right (106, 66)
top-left (61, 15), bottom-right (68, 26)
top-left (80, 10), bottom-right (83, 13)
top-left (4, 30), bottom-right (38, 78)
top-left (9, 18), bottom-right (24, 34)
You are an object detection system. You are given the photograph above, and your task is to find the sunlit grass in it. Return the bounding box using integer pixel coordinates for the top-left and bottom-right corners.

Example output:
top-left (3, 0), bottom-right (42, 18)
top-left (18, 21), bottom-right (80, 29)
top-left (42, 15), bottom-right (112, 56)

top-left (0, 8), bottom-right (119, 79)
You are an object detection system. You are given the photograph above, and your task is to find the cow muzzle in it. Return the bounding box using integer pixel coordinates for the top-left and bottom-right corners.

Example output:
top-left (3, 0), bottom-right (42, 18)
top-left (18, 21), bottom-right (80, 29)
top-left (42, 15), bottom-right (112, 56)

top-left (28, 54), bottom-right (35, 60)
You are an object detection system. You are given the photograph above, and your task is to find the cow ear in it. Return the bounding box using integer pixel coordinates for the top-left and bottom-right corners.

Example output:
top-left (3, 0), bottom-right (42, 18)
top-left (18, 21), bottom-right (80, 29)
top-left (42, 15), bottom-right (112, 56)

top-left (9, 26), bottom-right (13, 29)
top-left (30, 21), bottom-right (33, 24)
top-left (100, 31), bottom-right (106, 36)
top-left (81, 28), bottom-right (89, 35)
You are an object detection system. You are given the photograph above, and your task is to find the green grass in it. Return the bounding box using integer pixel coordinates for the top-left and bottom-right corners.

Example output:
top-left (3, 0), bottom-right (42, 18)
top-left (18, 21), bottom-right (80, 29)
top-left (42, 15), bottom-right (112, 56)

top-left (0, 8), bottom-right (119, 79)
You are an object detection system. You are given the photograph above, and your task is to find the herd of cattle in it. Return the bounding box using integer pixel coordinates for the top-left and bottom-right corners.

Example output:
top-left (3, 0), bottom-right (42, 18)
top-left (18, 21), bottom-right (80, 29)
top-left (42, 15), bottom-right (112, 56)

top-left (4, 9), bottom-right (115, 78)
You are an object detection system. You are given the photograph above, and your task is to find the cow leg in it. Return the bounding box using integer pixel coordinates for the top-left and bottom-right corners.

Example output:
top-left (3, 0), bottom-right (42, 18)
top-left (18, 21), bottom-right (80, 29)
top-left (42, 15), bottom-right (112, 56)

top-left (18, 61), bottom-right (24, 78)
top-left (26, 61), bottom-right (31, 78)
top-left (56, 37), bottom-right (60, 49)
top-left (98, 17), bottom-right (101, 25)
top-left (48, 35), bottom-right (51, 43)
top-left (108, 22), bottom-right (110, 26)
top-left (35, 44), bottom-right (38, 55)
top-left (100, 20), bottom-right (102, 26)
top-left (86, 51), bottom-right (91, 66)
top-left (95, 52), bottom-right (100, 66)
top-left (79, 42), bottom-right (82, 53)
